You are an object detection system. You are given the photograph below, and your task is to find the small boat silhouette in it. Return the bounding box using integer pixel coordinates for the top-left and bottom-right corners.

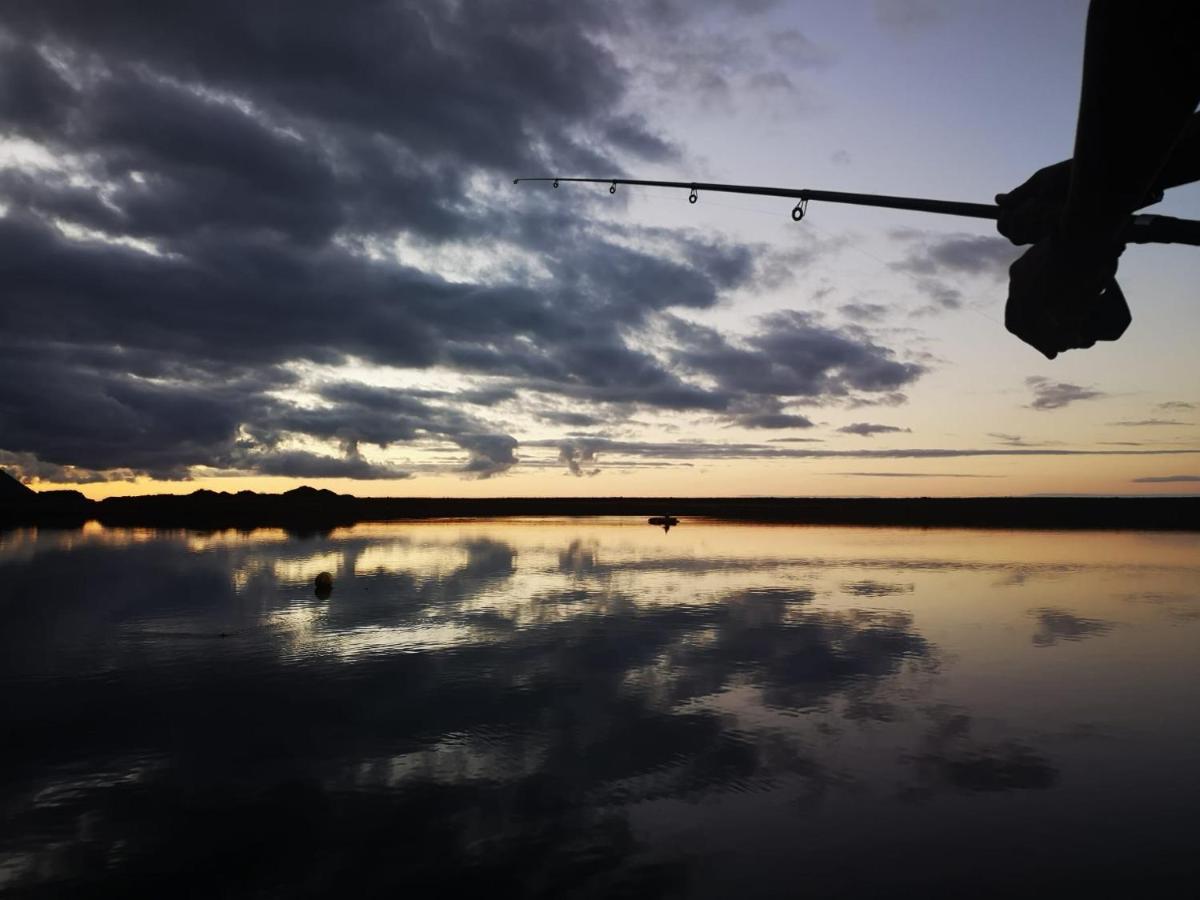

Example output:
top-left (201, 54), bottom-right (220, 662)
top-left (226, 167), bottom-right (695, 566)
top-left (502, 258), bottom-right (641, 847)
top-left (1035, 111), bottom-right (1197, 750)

top-left (647, 515), bottom-right (679, 532)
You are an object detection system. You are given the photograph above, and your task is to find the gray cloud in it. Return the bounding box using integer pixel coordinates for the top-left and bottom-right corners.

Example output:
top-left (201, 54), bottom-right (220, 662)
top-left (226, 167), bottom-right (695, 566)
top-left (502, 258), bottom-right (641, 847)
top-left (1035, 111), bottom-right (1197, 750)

top-left (0, 0), bottom-right (891, 482)
top-left (239, 450), bottom-right (413, 481)
top-left (559, 443), bottom-right (601, 478)
top-left (837, 422), bottom-right (912, 438)
top-left (538, 437), bottom-right (1200, 474)
top-left (669, 311), bottom-right (926, 402)
top-left (1131, 474), bottom-right (1200, 484)
top-left (890, 231), bottom-right (1017, 280)
top-left (988, 433), bottom-right (1032, 448)
top-left (1108, 419), bottom-right (1193, 427)
top-left (839, 302), bottom-right (891, 322)
top-left (887, 230), bottom-right (1017, 318)
top-left (1026, 377), bottom-right (1106, 411)
top-left (735, 412), bottom-right (818, 429)
top-left (1157, 401), bottom-right (1195, 411)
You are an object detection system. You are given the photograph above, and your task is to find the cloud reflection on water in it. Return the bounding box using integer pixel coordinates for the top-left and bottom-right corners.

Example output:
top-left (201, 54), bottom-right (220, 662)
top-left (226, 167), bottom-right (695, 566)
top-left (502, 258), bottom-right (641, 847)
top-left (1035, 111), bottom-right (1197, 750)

top-left (1, 521), bottom-right (1198, 896)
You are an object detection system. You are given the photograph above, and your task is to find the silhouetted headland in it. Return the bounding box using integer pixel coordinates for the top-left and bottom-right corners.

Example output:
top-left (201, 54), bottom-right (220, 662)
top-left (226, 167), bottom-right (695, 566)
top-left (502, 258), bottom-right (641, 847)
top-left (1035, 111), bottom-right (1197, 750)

top-left (1, 472), bottom-right (1196, 531)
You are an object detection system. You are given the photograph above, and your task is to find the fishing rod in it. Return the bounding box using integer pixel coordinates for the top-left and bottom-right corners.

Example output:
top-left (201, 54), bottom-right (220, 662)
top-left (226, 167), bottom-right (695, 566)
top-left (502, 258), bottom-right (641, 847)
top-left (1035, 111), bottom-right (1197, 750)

top-left (512, 176), bottom-right (1200, 246)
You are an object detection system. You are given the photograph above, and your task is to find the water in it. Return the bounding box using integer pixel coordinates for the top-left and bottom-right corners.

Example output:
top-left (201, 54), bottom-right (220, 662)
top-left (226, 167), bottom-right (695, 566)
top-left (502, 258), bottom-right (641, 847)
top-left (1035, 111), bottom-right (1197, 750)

top-left (2, 520), bottom-right (1198, 897)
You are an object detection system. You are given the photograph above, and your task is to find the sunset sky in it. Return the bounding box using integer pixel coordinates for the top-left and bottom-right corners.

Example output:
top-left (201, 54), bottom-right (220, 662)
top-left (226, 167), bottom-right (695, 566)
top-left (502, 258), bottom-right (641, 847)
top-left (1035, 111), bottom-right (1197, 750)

top-left (1, 0), bottom-right (1197, 499)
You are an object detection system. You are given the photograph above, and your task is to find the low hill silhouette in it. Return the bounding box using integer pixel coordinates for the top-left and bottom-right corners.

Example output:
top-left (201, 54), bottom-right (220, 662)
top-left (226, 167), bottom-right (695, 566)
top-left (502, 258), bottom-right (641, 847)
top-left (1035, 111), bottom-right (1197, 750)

top-left (0, 469), bottom-right (35, 501)
top-left (0, 471), bottom-right (1196, 532)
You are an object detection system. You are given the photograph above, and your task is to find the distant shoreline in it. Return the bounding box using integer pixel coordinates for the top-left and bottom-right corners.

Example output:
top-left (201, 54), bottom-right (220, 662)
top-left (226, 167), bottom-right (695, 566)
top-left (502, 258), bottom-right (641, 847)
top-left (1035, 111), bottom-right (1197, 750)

top-left (2, 486), bottom-right (1197, 532)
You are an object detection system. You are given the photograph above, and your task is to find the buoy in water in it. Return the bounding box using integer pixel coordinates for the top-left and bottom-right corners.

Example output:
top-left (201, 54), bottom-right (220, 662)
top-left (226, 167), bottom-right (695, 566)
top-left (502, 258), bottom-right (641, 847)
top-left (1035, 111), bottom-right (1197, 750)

top-left (315, 571), bottom-right (333, 597)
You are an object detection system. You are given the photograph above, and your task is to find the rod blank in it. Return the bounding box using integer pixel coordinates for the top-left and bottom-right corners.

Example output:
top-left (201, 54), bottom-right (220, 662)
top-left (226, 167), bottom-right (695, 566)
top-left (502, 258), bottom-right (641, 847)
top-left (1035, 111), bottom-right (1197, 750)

top-left (514, 176), bottom-right (998, 219)
top-left (513, 176), bottom-right (1200, 246)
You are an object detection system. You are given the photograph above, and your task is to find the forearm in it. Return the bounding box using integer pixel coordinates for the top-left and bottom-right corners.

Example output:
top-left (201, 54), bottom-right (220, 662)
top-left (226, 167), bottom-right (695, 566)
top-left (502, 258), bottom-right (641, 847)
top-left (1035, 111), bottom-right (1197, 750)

top-left (1064, 1), bottom-right (1200, 239)
top-left (1156, 112), bottom-right (1200, 191)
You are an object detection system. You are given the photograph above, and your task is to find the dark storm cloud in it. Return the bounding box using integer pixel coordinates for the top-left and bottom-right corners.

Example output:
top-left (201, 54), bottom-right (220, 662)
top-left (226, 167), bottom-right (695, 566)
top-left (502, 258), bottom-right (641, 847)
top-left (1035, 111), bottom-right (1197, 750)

top-left (245, 451), bottom-right (413, 481)
top-left (1025, 376), bottom-right (1106, 411)
top-left (14, 1), bottom-right (1142, 485)
top-left (669, 312), bottom-right (925, 400)
top-left (0, 0), bottom-right (911, 482)
top-left (1131, 474), bottom-right (1200, 484)
top-left (837, 422), bottom-right (911, 438)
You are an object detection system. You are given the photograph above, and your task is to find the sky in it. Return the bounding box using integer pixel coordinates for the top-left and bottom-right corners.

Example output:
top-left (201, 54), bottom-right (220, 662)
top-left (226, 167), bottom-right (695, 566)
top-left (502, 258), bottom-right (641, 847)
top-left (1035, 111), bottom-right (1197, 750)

top-left (1, 0), bottom-right (1197, 499)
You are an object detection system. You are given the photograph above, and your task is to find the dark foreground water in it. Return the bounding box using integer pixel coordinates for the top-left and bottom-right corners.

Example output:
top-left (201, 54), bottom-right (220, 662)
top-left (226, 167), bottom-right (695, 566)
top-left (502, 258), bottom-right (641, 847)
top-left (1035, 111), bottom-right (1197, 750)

top-left (1, 520), bottom-right (1198, 898)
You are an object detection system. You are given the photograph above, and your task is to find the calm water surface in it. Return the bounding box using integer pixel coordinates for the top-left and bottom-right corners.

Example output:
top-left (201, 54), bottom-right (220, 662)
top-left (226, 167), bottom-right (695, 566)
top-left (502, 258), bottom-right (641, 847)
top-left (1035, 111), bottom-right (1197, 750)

top-left (2, 520), bottom-right (1198, 897)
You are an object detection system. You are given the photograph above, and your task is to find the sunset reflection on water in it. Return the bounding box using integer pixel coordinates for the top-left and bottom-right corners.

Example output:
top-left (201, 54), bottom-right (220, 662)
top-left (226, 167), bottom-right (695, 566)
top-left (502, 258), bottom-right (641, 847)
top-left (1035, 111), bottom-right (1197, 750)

top-left (2, 520), bottom-right (1198, 896)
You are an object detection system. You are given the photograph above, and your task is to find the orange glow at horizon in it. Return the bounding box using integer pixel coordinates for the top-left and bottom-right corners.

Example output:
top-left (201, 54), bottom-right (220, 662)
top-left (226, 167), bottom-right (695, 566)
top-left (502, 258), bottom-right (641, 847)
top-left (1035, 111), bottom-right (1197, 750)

top-left (24, 452), bottom-right (1200, 502)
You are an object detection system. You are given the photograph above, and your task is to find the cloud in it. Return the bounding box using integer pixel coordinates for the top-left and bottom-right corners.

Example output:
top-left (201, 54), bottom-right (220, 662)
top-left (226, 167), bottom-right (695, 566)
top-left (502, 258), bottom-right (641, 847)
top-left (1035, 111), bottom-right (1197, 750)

top-left (1108, 419), bottom-right (1192, 427)
top-left (837, 423), bottom-right (911, 438)
top-left (669, 311), bottom-right (926, 403)
top-left (238, 450), bottom-right (413, 481)
top-left (734, 411), bottom-right (818, 429)
top-left (839, 302), bottom-right (891, 322)
top-left (887, 230), bottom-right (1017, 317)
top-left (1157, 401), bottom-right (1195, 411)
top-left (559, 443), bottom-right (600, 477)
top-left (988, 433), bottom-right (1031, 448)
top-left (830, 148), bottom-right (852, 166)
top-left (538, 437), bottom-right (1200, 474)
top-left (612, 1), bottom-right (833, 113)
top-left (768, 29), bottom-right (835, 68)
top-left (890, 231), bottom-right (1017, 280)
top-left (1025, 377), bottom-right (1106, 411)
top-left (0, 1), bottom-right (876, 482)
top-left (1131, 474), bottom-right (1200, 484)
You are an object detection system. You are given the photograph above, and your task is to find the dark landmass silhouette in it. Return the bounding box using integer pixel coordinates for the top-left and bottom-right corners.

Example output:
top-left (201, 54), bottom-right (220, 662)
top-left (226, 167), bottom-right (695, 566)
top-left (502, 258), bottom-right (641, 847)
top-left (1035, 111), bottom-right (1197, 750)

top-left (0, 473), bottom-right (1196, 531)
top-left (0, 469), bottom-right (35, 501)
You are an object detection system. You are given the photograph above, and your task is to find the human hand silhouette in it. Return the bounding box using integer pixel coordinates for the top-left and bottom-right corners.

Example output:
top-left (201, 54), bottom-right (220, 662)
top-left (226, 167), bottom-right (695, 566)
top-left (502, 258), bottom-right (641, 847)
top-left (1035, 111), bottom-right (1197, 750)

top-left (1004, 230), bottom-right (1130, 359)
top-left (995, 160), bottom-right (1073, 245)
